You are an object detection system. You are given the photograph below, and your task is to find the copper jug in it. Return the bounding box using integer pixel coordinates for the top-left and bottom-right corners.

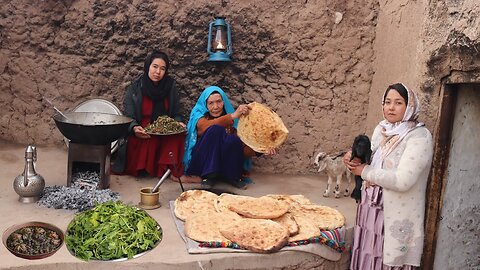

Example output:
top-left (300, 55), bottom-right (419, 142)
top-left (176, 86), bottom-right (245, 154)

top-left (13, 145), bottom-right (45, 203)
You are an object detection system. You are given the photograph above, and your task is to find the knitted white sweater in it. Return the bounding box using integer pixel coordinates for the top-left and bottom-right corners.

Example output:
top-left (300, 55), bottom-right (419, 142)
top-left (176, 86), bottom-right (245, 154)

top-left (361, 125), bottom-right (433, 266)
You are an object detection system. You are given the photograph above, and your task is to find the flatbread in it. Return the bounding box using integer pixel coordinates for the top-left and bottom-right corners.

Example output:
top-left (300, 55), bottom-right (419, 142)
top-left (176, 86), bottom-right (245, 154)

top-left (220, 219), bottom-right (289, 253)
top-left (295, 205), bottom-right (345, 230)
top-left (266, 194), bottom-right (313, 210)
top-left (174, 190), bottom-right (218, 221)
top-left (288, 214), bottom-right (322, 242)
top-left (292, 204), bottom-right (345, 231)
top-left (227, 196), bottom-right (290, 219)
top-left (214, 193), bottom-right (251, 212)
top-left (288, 204), bottom-right (344, 242)
top-left (185, 210), bottom-right (241, 242)
top-left (237, 102), bottom-right (289, 153)
top-left (271, 212), bottom-right (299, 236)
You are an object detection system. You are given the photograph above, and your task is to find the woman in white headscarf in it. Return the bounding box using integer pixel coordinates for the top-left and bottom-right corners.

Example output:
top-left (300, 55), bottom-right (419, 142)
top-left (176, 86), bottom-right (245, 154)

top-left (344, 83), bottom-right (433, 269)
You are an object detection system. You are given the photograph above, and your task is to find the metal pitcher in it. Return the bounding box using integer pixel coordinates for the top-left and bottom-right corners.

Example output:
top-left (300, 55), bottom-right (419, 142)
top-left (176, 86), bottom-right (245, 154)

top-left (13, 145), bottom-right (45, 203)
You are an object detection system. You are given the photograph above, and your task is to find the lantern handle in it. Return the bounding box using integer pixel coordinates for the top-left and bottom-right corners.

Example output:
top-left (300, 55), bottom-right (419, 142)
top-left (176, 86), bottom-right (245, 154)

top-left (207, 21), bottom-right (214, 54)
top-left (226, 22), bottom-right (232, 55)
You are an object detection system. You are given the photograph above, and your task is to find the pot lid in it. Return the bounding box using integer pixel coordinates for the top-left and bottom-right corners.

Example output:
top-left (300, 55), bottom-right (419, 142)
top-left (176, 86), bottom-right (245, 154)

top-left (64, 99), bottom-right (123, 153)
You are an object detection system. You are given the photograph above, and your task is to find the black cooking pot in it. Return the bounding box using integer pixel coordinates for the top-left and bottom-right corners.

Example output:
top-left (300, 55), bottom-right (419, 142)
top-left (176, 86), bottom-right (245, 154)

top-left (53, 112), bottom-right (133, 145)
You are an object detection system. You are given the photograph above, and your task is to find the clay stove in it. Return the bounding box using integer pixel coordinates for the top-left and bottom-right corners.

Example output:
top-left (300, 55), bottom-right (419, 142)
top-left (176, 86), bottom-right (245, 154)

top-left (67, 143), bottom-right (111, 189)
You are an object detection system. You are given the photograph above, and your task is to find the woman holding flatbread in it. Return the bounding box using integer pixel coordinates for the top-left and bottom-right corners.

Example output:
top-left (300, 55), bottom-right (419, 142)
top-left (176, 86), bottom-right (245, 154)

top-left (112, 50), bottom-right (186, 178)
top-left (182, 86), bottom-right (274, 188)
top-left (343, 83), bottom-right (433, 269)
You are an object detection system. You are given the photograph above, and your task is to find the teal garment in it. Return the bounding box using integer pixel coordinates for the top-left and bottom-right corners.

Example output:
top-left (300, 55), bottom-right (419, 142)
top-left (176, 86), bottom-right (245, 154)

top-left (183, 86), bottom-right (237, 171)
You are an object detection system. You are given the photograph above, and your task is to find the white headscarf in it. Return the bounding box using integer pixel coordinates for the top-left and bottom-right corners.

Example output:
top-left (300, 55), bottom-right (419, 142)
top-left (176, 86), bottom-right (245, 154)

top-left (370, 83), bottom-right (424, 169)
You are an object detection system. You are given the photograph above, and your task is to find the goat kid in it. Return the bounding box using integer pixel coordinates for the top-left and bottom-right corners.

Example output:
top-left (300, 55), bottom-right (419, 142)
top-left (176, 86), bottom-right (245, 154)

top-left (314, 151), bottom-right (352, 198)
top-left (350, 134), bottom-right (372, 202)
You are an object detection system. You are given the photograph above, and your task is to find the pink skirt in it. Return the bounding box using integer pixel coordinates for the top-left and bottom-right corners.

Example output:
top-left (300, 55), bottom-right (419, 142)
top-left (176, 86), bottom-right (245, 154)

top-left (350, 185), bottom-right (418, 270)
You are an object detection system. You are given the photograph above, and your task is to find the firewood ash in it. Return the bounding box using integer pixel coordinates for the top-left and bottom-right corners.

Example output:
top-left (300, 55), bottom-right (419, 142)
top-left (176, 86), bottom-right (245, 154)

top-left (37, 185), bottom-right (120, 212)
top-left (71, 171), bottom-right (101, 190)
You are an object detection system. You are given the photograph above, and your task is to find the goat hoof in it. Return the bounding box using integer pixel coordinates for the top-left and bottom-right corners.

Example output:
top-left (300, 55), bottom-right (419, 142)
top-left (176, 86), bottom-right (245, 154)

top-left (334, 193), bottom-right (340, 198)
top-left (323, 191), bottom-right (330, 197)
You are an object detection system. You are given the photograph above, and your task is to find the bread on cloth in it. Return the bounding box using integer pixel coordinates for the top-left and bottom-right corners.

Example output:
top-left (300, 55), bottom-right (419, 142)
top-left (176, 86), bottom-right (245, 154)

top-left (227, 195), bottom-right (290, 219)
top-left (220, 219), bottom-right (289, 253)
top-left (271, 212), bottom-right (299, 236)
top-left (174, 190), bottom-right (218, 221)
top-left (237, 102), bottom-right (289, 153)
top-left (291, 204), bottom-right (345, 231)
top-left (266, 194), bottom-right (313, 210)
top-left (214, 193), bottom-right (251, 216)
top-left (185, 210), bottom-right (242, 242)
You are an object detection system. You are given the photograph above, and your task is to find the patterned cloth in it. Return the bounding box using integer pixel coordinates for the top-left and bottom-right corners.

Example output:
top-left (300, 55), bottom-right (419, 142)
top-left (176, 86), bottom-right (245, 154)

top-left (350, 185), bottom-right (418, 270)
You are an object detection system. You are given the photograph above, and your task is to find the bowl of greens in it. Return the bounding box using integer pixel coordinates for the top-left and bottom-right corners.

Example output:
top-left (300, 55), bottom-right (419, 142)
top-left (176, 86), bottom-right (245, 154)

top-left (3, 222), bottom-right (64, 260)
top-left (65, 201), bottom-right (162, 261)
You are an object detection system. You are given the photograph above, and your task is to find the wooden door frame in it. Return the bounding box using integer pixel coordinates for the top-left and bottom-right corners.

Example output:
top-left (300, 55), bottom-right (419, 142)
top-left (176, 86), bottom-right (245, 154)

top-left (421, 83), bottom-right (458, 269)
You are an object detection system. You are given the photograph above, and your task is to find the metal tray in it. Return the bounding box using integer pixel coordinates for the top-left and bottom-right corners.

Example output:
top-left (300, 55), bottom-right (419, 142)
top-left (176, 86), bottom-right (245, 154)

top-left (146, 129), bottom-right (186, 136)
top-left (2, 221), bottom-right (64, 260)
top-left (65, 208), bottom-right (162, 261)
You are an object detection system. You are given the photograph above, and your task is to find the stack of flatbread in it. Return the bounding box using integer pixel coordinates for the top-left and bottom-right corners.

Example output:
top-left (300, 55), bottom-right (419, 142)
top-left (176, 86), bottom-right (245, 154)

top-left (174, 190), bottom-right (345, 253)
top-left (237, 102), bottom-right (289, 153)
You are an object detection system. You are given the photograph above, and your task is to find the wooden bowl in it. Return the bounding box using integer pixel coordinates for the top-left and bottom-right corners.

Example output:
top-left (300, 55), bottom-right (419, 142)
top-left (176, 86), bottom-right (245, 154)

top-left (2, 221), bottom-right (64, 260)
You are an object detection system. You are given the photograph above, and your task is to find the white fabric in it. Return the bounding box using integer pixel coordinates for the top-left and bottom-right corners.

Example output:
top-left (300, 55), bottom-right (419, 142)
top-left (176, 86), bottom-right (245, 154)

top-left (168, 201), bottom-right (343, 261)
top-left (370, 84), bottom-right (424, 169)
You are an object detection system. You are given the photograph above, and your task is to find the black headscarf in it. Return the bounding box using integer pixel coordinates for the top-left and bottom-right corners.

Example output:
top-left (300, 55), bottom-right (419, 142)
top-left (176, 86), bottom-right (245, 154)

top-left (141, 50), bottom-right (174, 122)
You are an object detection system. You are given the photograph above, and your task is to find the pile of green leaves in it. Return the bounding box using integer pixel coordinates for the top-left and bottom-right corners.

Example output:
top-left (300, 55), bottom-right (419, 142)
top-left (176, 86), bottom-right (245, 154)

top-left (65, 201), bottom-right (162, 261)
top-left (144, 115), bottom-right (186, 135)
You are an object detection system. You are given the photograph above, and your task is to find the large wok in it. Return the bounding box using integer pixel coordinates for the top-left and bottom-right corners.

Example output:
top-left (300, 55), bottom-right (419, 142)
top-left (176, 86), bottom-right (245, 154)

top-left (53, 112), bottom-right (133, 145)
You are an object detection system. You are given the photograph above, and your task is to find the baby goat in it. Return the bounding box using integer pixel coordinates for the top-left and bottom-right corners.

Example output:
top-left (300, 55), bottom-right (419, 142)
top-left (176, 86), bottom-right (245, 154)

top-left (349, 135), bottom-right (372, 202)
top-left (314, 151), bottom-right (352, 198)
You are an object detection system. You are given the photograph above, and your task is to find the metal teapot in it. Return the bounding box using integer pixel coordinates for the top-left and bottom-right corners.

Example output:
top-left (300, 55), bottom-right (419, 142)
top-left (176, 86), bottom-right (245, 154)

top-left (13, 145), bottom-right (45, 203)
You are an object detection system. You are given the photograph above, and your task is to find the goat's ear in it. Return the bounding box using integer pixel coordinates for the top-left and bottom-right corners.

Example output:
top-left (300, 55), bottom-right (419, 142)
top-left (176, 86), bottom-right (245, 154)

top-left (314, 152), bottom-right (326, 165)
top-left (317, 161), bottom-right (327, 172)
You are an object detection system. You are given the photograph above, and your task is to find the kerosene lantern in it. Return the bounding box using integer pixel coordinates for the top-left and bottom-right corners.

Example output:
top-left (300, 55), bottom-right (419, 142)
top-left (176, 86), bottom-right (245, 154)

top-left (207, 16), bottom-right (232, 62)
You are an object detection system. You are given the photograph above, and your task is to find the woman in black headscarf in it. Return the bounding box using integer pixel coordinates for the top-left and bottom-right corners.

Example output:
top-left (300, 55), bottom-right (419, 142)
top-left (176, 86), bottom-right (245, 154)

top-left (112, 50), bottom-right (185, 178)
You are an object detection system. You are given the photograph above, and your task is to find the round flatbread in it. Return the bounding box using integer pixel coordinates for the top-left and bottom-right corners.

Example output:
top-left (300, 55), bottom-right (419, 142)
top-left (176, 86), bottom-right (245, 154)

top-left (227, 196), bottom-right (290, 219)
top-left (237, 102), bottom-right (289, 153)
top-left (214, 193), bottom-right (249, 217)
top-left (288, 214), bottom-right (322, 242)
top-left (271, 212), bottom-right (299, 236)
top-left (220, 219), bottom-right (289, 253)
top-left (174, 190), bottom-right (218, 221)
top-left (292, 204), bottom-right (345, 231)
top-left (266, 194), bottom-right (313, 210)
top-left (185, 210), bottom-right (241, 242)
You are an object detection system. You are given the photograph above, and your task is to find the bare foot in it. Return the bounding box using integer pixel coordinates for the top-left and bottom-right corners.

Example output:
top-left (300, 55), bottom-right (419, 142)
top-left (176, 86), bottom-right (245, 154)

top-left (178, 175), bottom-right (202, 183)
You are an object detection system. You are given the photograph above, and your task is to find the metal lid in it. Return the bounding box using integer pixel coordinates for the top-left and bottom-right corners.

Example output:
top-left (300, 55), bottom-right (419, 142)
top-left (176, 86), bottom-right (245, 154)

top-left (64, 99), bottom-right (123, 153)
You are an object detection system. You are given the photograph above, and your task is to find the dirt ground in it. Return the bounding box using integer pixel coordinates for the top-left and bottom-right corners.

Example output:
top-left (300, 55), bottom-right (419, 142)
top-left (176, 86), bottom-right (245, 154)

top-left (0, 140), bottom-right (357, 270)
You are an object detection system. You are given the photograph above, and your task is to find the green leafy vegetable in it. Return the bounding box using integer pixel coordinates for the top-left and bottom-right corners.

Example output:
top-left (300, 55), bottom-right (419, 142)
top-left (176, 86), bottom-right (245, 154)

top-left (65, 201), bottom-right (162, 261)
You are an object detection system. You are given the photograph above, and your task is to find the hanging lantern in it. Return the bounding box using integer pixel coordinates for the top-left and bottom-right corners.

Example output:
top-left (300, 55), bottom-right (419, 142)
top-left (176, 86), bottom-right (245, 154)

top-left (207, 16), bottom-right (232, 62)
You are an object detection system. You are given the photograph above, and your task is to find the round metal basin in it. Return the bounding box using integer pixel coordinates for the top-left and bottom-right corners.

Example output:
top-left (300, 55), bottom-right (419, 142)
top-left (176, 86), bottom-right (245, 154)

top-left (53, 112), bottom-right (133, 145)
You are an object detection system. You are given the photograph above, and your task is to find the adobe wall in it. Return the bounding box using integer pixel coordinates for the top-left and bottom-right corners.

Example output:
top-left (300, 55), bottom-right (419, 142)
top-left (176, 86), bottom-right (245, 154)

top-left (0, 0), bottom-right (377, 174)
top-left (365, 0), bottom-right (480, 134)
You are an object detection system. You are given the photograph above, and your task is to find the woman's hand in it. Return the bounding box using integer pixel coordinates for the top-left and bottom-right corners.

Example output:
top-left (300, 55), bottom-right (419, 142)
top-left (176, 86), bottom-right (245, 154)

top-left (231, 104), bottom-right (251, 119)
top-left (343, 150), bottom-right (364, 176)
top-left (133, 125), bottom-right (150, 139)
top-left (177, 121), bottom-right (186, 128)
top-left (264, 148), bottom-right (278, 156)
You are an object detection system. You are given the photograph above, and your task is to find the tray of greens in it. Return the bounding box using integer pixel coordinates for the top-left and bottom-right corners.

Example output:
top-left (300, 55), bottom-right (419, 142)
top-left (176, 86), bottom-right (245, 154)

top-left (144, 115), bottom-right (186, 136)
top-left (65, 201), bottom-right (162, 261)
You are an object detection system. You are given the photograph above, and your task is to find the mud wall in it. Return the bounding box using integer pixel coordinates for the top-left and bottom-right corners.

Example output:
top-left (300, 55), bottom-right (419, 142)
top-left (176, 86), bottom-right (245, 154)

top-left (0, 0), bottom-right (377, 174)
top-left (365, 0), bottom-right (480, 133)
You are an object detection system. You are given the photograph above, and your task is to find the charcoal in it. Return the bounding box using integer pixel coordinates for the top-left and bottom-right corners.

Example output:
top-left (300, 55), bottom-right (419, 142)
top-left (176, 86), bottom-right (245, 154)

top-left (71, 171), bottom-right (100, 190)
top-left (38, 185), bottom-right (120, 212)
